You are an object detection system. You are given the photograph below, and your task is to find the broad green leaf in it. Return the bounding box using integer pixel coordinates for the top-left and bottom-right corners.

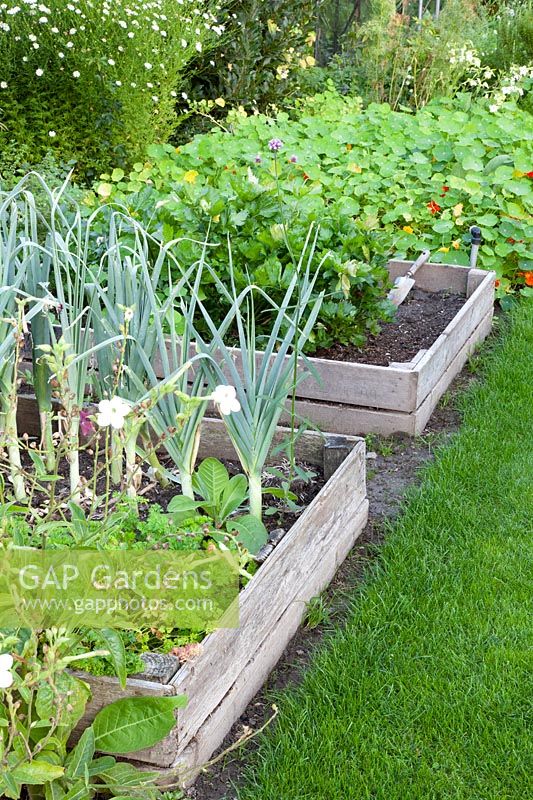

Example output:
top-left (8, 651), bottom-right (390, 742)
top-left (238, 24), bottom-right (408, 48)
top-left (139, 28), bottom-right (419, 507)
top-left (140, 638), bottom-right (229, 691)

top-left (461, 155), bottom-right (483, 172)
top-left (61, 781), bottom-right (92, 800)
top-left (92, 695), bottom-right (187, 754)
top-left (193, 458), bottom-right (229, 505)
top-left (94, 629), bottom-right (127, 689)
top-left (35, 683), bottom-right (54, 720)
top-left (95, 761), bottom-right (160, 790)
top-left (432, 219), bottom-right (454, 234)
top-left (10, 761), bottom-right (65, 784)
top-left (1, 772), bottom-right (22, 799)
top-left (87, 755), bottom-right (116, 776)
top-left (227, 515), bottom-right (268, 555)
top-left (45, 780), bottom-right (68, 800)
top-left (219, 474), bottom-right (248, 521)
top-left (476, 213), bottom-right (498, 227)
top-left (167, 494), bottom-right (201, 524)
top-left (65, 727), bottom-right (95, 779)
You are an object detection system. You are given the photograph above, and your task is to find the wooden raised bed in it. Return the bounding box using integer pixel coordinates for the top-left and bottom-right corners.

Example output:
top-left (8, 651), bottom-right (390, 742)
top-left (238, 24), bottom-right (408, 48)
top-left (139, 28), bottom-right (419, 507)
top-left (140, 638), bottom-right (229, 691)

top-left (281, 261), bottom-right (495, 436)
top-left (19, 261), bottom-right (495, 440)
top-left (63, 430), bottom-right (367, 780)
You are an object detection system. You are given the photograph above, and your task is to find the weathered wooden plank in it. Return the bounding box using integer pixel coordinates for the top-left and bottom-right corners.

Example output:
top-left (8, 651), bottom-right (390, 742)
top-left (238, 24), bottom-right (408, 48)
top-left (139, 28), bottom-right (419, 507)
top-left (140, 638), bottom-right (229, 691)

top-left (466, 268), bottom-right (489, 298)
top-left (292, 357), bottom-right (416, 411)
top-left (415, 272), bottom-right (495, 406)
top-left (171, 497), bottom-right (369, 784)
top-left (285, 400), bottom-right (417, 437)
top-left (387, 260), bottom-right (470, 294)
top-left (413, 309), bottom-right (494, 434)
top-left (170, 442), bottom-right (366, 756)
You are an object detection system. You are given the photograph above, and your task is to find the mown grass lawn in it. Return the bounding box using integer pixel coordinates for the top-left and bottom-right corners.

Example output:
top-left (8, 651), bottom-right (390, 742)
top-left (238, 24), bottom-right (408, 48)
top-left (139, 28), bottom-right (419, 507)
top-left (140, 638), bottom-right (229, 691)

top-left (238, 301), bottom-right (533, 800)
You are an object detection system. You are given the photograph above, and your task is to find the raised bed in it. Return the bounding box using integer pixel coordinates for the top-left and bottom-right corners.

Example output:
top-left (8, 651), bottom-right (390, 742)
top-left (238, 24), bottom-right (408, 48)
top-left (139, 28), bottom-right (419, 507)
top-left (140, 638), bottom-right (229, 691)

top-left (18, 261), bottom-right (495, 440)
top-left (63, 430), bottom-right (367, 780)
top-left (283, 261), bottom-right (495, 436)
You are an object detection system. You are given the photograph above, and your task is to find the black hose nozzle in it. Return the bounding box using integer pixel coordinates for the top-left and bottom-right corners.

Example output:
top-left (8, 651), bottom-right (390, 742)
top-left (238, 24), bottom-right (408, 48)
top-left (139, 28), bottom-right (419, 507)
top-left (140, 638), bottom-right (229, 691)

top-left (470, 225), bottom-right (482, 246)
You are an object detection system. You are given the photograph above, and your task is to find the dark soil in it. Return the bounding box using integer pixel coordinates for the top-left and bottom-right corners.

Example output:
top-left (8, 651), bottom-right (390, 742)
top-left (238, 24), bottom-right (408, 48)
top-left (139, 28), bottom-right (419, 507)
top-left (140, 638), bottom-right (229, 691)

top-left (185, 366), bottom-right (483, 800)
top-left (14, 450), bottom-right (323, 536)
top-left (314, 289), bottom-right (465, 366)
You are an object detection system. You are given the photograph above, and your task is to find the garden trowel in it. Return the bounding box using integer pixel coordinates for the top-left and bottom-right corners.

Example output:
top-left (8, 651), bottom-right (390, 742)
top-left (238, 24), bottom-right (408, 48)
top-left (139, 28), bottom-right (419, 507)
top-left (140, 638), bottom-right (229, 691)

top-left (387, 249), bottom-right (431, 307)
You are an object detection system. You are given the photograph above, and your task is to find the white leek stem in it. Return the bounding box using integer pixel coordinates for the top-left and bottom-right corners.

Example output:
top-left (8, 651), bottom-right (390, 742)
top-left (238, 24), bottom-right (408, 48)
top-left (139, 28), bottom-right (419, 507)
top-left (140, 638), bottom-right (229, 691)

top-left (110, 433), bottom-right (123, 486)
top-left (5, 403), bottom-right (26, 503)
top-left (248, 471), bottom-right (262, 520)
top-left (180, 470), bottom-right (194, 499)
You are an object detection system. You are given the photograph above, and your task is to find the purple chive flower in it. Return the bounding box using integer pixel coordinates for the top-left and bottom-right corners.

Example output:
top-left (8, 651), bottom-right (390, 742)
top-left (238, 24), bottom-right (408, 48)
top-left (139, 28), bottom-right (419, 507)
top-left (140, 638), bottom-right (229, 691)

top-left (254, 153), bottom-right (262, 163)
top-left (268, 138), bottom-right (283, 152)
top-left (80, 409), bottom-right (95, 437)
top-left (289, 154), bottom-right (298, 163)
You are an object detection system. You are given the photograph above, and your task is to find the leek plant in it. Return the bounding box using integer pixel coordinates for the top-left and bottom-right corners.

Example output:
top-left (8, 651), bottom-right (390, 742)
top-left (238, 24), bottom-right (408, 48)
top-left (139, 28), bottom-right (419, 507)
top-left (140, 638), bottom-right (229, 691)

top-left (125, 247), bottom-right (217, 498)
top-left (86, 216), bottom-right (215, 493)
top-left (8, 173), bottom-right (120, 503)
top-left (0, 188), bottom-right (48, 501)
top-left (15, 187), bottom-right (55, 470)
top-left (190, 231), bottom-right (325, 519)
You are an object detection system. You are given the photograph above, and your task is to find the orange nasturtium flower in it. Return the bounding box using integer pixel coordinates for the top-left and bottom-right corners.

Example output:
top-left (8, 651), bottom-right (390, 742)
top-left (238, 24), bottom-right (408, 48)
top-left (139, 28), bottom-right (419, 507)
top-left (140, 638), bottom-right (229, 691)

top-left (452, 239), bottom-right (461, 249)
top-left (524, 271), bottom-right (533, 287)
top-left (402, 225), bottom-right (414, 234)
top-left (427, 200), bottom-right (441, 215)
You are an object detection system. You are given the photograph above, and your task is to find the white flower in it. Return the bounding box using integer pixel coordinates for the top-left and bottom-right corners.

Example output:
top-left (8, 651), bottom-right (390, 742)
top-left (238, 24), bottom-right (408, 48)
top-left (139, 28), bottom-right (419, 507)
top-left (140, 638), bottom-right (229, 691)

top-left (195, 41), bottom-right (202, 52)
top-left (144, 61), bottom-right (152, 69)
top-left (489, 104), bottom-right (499, 113)
top-left (107, 58), bottom-right (115, 65)
top-left (0, 81), bottom-right (7, 89)
top-left (35, 68), bottom-right (44, 76)
top-left (0, 654), bottom-right (14, 690)
top-left (211, 385), bottom-right (241, 415)
top-left (72, 70), bottom-right (80, 78)
top-left (48, 130), bottom-right (56, 137)
top-left (96, 397), bottom-right (131, 430)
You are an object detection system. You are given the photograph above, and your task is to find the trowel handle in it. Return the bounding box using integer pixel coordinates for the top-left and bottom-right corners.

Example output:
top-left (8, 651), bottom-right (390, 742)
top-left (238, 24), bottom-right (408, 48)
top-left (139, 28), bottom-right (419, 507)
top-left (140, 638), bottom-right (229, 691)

top-left (405, 249), bottom-right (431, 279)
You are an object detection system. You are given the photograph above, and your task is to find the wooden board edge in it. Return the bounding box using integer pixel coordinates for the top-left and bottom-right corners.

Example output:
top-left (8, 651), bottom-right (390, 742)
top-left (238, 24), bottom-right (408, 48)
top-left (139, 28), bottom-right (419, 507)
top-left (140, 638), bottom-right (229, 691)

top-left (169, 443), bottom-right (366, 748)
top-left (287, 398), bottom-right (418, 437)
top-left (168, 498), bottom-right (370, 782)
top-left (413, 310), bottom-right (494, 435)
top-left (413, 271), bottom-right (495, 404)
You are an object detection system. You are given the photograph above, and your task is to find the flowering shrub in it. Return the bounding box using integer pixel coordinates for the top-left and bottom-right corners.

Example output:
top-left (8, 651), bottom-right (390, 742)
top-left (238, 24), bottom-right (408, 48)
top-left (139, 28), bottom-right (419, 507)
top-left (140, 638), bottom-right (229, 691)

top-left (181, 0), bottom-right (317, 131)
top-left (0, 0), bottom-right (223, 176)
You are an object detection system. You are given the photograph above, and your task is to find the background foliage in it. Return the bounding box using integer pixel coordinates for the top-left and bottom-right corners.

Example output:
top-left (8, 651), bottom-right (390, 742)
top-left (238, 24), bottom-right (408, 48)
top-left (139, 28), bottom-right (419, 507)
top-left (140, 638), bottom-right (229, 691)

top-left (0, 0), bottom-right (223, 178)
